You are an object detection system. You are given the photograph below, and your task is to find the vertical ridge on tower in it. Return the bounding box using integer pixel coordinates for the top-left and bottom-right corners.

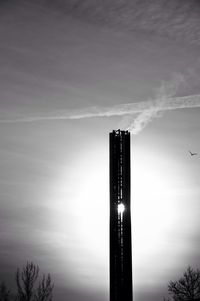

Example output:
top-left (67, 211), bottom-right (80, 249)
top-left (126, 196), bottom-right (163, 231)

top-left (110, 130), bottom-right (133, 301)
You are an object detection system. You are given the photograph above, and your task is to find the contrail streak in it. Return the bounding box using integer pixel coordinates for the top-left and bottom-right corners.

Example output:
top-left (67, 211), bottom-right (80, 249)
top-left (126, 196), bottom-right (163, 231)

top-left (0, 94), bottom-right (200, 126)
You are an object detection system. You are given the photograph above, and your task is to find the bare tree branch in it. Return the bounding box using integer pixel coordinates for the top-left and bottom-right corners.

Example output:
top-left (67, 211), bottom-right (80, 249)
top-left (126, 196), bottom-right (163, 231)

top-left (166, 266), bottom-right (200, 301)
top-left (0, 282), bottom-right (11, 301)
top-left (1, 262), bottom-right (54, 301)
top-left (34, 274), bottom-right (54, 301)
top-left (16, 262), bottom-right (39, 301)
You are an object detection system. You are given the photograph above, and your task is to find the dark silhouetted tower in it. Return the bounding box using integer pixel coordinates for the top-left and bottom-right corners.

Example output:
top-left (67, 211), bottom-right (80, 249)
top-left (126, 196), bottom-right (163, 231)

top-left (110, 130), bottom-right (133, 301)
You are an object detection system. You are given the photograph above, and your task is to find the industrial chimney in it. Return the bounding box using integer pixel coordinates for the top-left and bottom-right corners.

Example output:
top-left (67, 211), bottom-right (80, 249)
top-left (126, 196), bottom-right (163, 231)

top-left (109, 130), bottom-right (133, 301)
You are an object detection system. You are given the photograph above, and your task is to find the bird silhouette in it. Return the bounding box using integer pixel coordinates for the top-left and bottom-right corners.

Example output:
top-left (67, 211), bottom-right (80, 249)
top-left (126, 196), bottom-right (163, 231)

top-left (189, 150), bottom-right (198, 156)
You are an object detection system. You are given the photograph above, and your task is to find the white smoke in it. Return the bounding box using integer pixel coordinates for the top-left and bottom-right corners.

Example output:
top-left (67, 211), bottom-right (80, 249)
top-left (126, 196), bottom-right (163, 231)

top-left (126, 107), bottom-right (161, 134)
top-left (125, 73), bottom-right (186, 134)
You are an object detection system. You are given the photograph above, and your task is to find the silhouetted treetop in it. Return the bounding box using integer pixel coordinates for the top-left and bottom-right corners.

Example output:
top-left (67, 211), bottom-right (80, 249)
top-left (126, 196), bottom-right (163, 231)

top-left (0, 282), bottom-right (11, 301)
top-left (0, 262), bottom-right (54, 301)
top-left (167, 266), bottom-right (200, 301)
top-left (16, 262), bottom-right (53, 301)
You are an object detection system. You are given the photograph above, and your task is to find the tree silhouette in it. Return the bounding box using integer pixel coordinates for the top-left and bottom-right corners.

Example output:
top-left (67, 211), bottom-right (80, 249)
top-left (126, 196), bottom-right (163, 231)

top-left (16, 262), bottom-right (39, 301)
top-left (15, 262), bottom-right (53, 301)
top-left (34, 274), bottom-right (53, 301)
top-left (0, 262), bottom-right (53, 301)
top-left (0, 282), bottom-right (11, 301)
top-left (166, 266), bottom-right (200, 301)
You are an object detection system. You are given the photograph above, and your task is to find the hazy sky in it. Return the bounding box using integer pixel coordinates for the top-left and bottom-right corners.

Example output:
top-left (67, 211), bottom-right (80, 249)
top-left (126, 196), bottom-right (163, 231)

top-left (1, 1), bottom-right (200, 301)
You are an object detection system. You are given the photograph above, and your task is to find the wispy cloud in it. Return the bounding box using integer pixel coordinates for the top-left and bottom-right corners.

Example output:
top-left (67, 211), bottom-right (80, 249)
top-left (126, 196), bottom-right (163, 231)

top-left (1, 94), bottom-right (200, 133)
top-left (0, 69), bottom-right (199, 135)
top-left (48, 0), bottom-right (200, 46)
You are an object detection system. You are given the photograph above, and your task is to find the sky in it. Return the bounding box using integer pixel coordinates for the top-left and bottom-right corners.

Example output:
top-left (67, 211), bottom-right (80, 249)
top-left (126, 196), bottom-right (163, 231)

top-left (1, 0), bottom-right (200, 300)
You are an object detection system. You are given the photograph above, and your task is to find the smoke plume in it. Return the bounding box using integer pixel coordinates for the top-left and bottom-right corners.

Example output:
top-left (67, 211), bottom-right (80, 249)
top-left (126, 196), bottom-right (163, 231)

top-left (125, 73), bottom-right (186, 134)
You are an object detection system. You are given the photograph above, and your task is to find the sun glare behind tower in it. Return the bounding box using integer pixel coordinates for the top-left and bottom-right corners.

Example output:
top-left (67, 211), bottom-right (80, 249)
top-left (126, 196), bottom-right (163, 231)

top-left (110, 130), bottom-right (133, 301)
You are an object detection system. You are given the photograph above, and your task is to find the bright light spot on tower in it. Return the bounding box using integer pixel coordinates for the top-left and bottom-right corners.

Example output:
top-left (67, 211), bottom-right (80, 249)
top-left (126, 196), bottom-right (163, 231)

top-left (118, 203), bottom-right (125, 214)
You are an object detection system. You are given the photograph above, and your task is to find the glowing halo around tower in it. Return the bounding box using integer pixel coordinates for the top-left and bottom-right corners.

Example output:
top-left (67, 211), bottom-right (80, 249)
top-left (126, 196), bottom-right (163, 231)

top-left (49, 140), bottom-right (186, 289)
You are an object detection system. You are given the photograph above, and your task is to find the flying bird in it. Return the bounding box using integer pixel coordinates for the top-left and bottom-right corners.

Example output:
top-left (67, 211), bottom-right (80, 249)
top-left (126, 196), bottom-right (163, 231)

top-left (189, 150), bottom-right (198, 156)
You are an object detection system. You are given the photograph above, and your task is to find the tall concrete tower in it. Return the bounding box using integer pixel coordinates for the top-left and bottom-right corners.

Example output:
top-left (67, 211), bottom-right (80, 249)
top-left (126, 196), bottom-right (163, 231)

top-left (109, 130), bottom-right (133, 301)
